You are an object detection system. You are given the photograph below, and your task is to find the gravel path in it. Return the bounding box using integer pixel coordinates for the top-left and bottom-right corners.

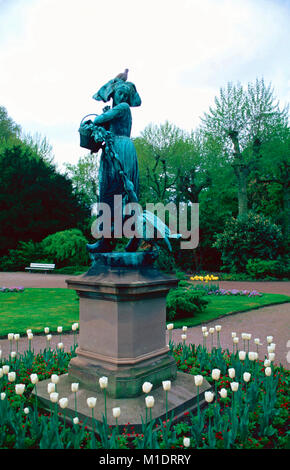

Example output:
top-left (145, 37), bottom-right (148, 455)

top-left (0, 272), bottom-right (289, 369)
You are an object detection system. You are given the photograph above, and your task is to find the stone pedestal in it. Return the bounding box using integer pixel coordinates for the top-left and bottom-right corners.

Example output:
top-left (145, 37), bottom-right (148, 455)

top-left (34, 254), bottom-right (212, 430)
top-left (65, 257), bottom-right (178, 398)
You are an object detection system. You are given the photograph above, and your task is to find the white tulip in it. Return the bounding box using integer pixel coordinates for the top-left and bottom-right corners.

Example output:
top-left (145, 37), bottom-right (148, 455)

top-left (231, 332), bottom-right (236, 338)
top-left (181, 334), bottom-right (187, 341)
top-left (162, 380), bottom-right (171, 391)
top-left (1, 393), bottom-right (6, 400)
top-left (14, 334), bottom-right (20, 341)
top-left (215, 325), bottom-right (222, 332)
top-left (204, 391), bottom-right (214, 403)
top-left (3, 365), bottom-right (9, 375)
top-left (145, 395), bottom-right (155, 408)
top-left (44, 327), bottom-right (49, 334)
top-left (26, 329), bottom-right (32, 335)
top-left (182, 326), bottom-right (187, 332)
top-left (57, 326), bottom-right (63, 333)
top-left (10, 351), bottom-right (16, 359)
top-left (142, 382), bottom-right (153, 394)
top-left (47, 383), bottom-right (55, 394)
top-left (71, 383), bottom-right (79, 393)
top-left (50, 392), bottom-right (59, 403)
top-left (267, 345), bottom-right (275, 354)
top-left (209, 328), bottom-right (215, 334)
top-left (243, 372), bottom-right (251, 382)
top-left (270, 343), bottom-right (276, 350)
top-left (59, 397), bottom-right (68, 409)
top-left (183, 437), bottom-right (190, 448)
top-left (254, 338), bottom-right (260, 345)
top-left (15, 384), bottom-right (25, 395)
top-left (57, 342), bottom-right (64, 350)
top-left (267, 336), bottom-right (273, 344)
top-left (233, 337), bottom-right (239, 344)
top-left (30, 374), bottom-right (38, 384)
top-left (87, 397), bottom-right (97, 408)
top-left (239, 351), bottom-right (246, 361)
top-left (241, 333), bottom-right (247, 340)
top-left (51, 374), bottom-right (59, 384)
top-left (99, 376), bottom-right (108, 389)
top-left (230, 382), bottom-right (239, 392)
top-left (112, 407), bottom-right (121, 418)
top-left (27, 333), bottom-right (33, 340)
top-left (167, 323), bottom-right (174, 330)
top-left (219, 388), bottom-right (227, 398)
top-left (228, 368), bottom-right (235, 379)
top-left (248, 352), bottom-right (257, 361)
top-left (201, 326), bottom-right (207, 333)
top-left (194, 375), bottom-right (203, 387)
top-left (8, 372), bottom-right (16, 382)
top-left (203, 331), bottom-right (209, 337)
top-left (72, 323), bottom-right (79, 331)
top-left (73, 417), bottom-right (79, 425)
top-left (211, 368), bottom-right (221, 381)
top-left (246, 334), bottom-right (252, 340)
top-left (8, 333), bottom-right (14, 341)
top-left (46, 334), bottom-right (52, 341)
top-left (265, 367), bottom-right (272, 376)
top-left (24, 407), bottom-right (29, 414)
top-left (268, 353), bottom-right (275, 362)
top-left (264, 359), bottom-right (271, 367)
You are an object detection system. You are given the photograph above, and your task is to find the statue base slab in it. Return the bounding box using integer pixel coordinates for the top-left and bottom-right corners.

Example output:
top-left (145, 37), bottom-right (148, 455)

top-left (35, 371), bottom-right (212, 433)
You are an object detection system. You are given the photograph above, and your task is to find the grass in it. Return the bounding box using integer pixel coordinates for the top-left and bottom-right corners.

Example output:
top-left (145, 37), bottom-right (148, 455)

top-left (0, 288), bottom-right (289, 337)
top-left (0, 288), bottom-right (79, 336)
top-left (170, 293), bottom-right (290, 329)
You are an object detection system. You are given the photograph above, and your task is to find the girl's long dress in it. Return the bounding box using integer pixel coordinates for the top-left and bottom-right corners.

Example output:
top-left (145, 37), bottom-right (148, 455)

top-left (93, 102), bottom-right (139, 219)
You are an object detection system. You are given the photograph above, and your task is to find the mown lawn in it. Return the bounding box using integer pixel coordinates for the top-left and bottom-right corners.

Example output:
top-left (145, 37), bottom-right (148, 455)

top-left (0, 288), bottom-right (79, 336)
top-left (0, 288), bottom-right (289, 336)
top-left (173, 292), bottom-right (290, 328)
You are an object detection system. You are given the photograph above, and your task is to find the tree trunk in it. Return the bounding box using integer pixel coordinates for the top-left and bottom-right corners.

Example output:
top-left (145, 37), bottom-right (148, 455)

top-left (235, 165), bottom-right (248, 217)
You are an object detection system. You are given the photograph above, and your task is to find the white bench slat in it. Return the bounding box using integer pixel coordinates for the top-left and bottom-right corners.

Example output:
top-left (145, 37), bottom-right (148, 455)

top-left (25, 263), bottom-right (55, 272)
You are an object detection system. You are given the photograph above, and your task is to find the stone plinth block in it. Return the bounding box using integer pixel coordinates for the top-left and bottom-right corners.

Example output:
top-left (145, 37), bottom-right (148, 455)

top-left (35, 371), bottom-right (212, 433)
top-left (66, 261), bottom-right (179, 398)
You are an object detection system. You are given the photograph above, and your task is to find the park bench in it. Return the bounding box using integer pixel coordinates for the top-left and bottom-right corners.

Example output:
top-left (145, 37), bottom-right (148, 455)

top-left (25, 263), bottom-right (55, 273)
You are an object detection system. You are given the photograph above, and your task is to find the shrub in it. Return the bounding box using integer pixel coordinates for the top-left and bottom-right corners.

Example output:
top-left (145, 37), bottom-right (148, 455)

top-left (41, 229), bottom-right (90, 267)
top-left (246, 256), bottom-right (290, 279)
top-left (213, 212), bottom-right (283, 273)
top-left (0, 240), bottom-right (50, 271)
top-left (166, 283), bottom-right (209, 321)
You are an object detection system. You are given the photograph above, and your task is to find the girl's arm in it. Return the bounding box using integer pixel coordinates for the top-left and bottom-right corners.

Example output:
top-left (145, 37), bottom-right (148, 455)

top-left (93, 103), bottom-right (128, 125)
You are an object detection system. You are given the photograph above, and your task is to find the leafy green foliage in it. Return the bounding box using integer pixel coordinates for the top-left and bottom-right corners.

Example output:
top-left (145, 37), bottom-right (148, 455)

top-left (213, 212), bottom-right (283, 272)
top-left (166, 283), bottom-right (209, 321)
top-left (41, 229), bottom-right (90, 267)
top-left (246, 256), bottom-right (290, 279)
top-left (0, 140), bottom-right (90, 255)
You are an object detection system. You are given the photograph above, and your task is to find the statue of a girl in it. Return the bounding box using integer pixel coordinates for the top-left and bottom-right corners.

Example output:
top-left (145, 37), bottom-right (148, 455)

top-left (85, 76), bottom-right (142, 254)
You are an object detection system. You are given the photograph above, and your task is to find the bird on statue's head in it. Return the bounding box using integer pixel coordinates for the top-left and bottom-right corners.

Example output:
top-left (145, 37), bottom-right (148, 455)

top-left (114, 68), bottom-right (129, 82)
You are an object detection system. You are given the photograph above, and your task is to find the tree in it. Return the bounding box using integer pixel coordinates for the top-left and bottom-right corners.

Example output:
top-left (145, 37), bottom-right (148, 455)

top-left (64, 152), bottom-right (100, 209)
top-left (134, 122), bottom-right (211, 206)
top-left (200, 78), bottom-right (289, 216)
top-left (0, 106), bottom-right (21, 143)
top-left (0, 140), bottom-right (90, 255)
top-left (253, 126), bottom-right (290, 238)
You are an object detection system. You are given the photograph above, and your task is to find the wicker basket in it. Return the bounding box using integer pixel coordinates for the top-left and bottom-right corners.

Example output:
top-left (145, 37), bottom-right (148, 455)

top-left (79, 114), bottom-right (104, 153)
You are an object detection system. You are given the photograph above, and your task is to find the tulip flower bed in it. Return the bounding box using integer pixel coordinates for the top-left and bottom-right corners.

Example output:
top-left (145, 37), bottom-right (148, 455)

top-left (0, 330), bottom-right (289, 450)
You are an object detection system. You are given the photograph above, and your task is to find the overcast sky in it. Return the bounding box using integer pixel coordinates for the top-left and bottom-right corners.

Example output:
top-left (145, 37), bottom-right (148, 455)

top-left (0, 0), bottom-right (289, 170)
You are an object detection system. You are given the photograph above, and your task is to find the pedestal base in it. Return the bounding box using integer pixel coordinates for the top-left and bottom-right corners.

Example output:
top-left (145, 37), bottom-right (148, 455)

top-left (66, 260), bottom-right (179, 398)
top-left (69, 349), bottom-right (177, 398)
top-left (35, 371), bottom-right (212, 433)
